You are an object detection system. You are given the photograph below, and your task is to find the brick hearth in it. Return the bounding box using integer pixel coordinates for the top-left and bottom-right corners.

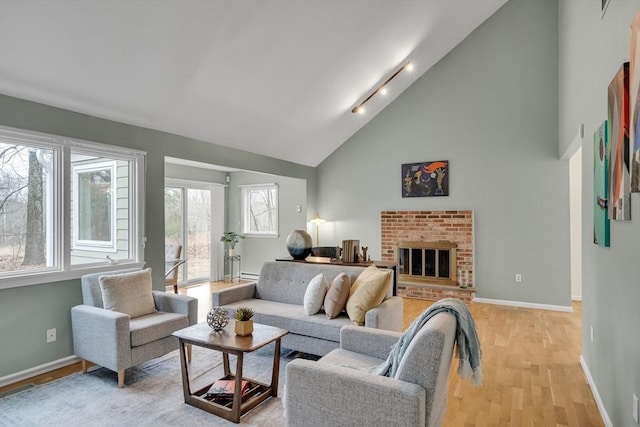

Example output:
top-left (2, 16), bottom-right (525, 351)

top-left (381, 210), bottom-right (475, 302)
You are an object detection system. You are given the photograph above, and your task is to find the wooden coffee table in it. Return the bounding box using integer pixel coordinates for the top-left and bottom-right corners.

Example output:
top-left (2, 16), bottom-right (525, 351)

top-left (173, 322), bottom-right (288, 423)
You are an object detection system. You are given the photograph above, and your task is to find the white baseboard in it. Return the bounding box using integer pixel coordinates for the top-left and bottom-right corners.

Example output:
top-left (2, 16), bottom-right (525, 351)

top-left (0, 355), bottom-right (80, 388)
top-left (472, 297), bottom-right (573, 312)
top-left (580, 355), bottom-right (613, 427)
top-left (572, 295), bottom-right (582, 301)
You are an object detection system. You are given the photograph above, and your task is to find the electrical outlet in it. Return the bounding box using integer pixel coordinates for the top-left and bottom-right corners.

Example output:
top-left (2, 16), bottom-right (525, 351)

top-left (633, 393), bottom-right (639, 424)
top-left (46, 328), bottom-right (56, 343)
top-left (590, 326), bottom-right (594, 343)
top-left (515, 274), bottom-right (522, 283)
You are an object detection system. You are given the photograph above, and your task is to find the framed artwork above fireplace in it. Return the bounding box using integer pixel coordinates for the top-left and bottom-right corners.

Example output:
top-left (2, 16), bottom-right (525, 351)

top-left (401, 160), bottom-right (449, 197)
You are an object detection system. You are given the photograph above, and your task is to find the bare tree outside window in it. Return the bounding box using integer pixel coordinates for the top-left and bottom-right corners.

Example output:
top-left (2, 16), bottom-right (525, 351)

top-left (164, 187), bottom-right (183, 247)
top-left (0, 143), bottom-right (53, 272)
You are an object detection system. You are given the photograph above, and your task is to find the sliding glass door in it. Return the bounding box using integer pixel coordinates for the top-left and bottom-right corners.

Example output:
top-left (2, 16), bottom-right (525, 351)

top-left (165, 180), bottom-right (223, 285)
top-left (185, 188), bottom-right (211, 281)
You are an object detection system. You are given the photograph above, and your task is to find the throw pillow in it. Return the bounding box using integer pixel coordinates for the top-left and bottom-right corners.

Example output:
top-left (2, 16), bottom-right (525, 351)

top-left (100, 268), bottom-right (156, 318)
top-left (324, 273), bottom-right (351, 319)
top-left (303, 273), bottom-right (329, 315)
top-left (346, 265), bottom-right (392, 325)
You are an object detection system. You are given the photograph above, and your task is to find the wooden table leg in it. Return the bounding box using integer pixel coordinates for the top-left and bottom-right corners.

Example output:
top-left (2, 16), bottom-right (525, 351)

top-left (231, 352), bottom-right (244, 423)
top-left (270, 338), bottom-right (281, 397)
top-left (223, 352), bottom-right (231, 377)
top-left (178, 339), bottom-right (191, 401)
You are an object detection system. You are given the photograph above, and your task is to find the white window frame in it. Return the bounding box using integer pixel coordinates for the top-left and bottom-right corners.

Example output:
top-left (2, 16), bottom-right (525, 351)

top-left (72, 160), bottom-right (117, 252)
top-left (0, 126), bottom-right (146, 289)
top-left (240, 183), bottom-right (279, 238)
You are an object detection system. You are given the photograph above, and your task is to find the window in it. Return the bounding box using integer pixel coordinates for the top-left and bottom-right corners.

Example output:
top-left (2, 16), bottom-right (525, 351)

top-left (241, 183), bottom-right (278, 237)
top-left (0, 126), bottom-right (145, 287)
top-left (73, 160), bottom-right (116, 251)
top-left (0, 140), bottom-right (56, 273)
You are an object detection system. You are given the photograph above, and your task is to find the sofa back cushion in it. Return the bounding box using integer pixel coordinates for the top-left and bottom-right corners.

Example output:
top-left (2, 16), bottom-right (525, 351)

top-left (256, 262), bottom-right (367, 305)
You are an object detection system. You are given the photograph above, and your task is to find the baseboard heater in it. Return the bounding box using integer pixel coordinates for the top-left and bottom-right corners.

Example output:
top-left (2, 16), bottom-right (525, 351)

top-left (240, 272), bottom-right (260, 281)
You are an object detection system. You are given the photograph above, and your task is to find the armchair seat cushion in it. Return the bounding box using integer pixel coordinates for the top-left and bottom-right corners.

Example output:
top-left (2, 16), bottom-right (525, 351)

top-left (129, 311), bottom-right (189, 347)
top-left (223, 299), bottom-right (352, 342)
top-left (319, 348), bottom-right (385, 371)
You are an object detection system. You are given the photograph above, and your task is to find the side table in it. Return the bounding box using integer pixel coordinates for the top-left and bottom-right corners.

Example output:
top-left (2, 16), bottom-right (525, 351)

top-left (225, 255), bottom-right (241, 282)
top-left (173, 322), bottom-right (288, 423)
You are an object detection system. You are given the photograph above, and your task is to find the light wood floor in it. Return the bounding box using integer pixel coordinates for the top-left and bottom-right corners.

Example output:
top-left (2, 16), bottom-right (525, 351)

top-left (0, 281), bottom-right (603, 426)
top-left (432, 300), bottom-right (603, 427)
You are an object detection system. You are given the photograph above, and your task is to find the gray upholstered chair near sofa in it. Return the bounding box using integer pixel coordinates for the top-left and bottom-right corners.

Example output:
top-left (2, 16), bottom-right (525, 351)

top-left (71, 268), bottom-right (197, 387)
top-left (285, 312), bottom-right (456, 427)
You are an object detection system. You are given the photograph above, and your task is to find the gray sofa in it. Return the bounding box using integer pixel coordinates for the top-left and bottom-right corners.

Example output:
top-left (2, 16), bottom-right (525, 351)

top-left (212, 261), bottom-right (403, 356)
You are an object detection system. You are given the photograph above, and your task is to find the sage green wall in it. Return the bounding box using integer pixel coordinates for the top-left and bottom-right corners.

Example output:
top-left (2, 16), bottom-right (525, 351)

top-left (164, 163), bottom-right (227, 184)
top-left (317, 0), bottom-right (569, 307)
top-left (0, 94), bottom-right (315, 378)
top-left (0, 280), bottom-right (82, 377)
top-left (226, 171), bottom-right (308, 275)
top-left (559, 1), bottom-right (640, 426)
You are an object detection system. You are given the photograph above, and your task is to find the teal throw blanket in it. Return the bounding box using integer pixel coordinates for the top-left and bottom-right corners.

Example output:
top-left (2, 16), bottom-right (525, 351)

top-left (376, 298), bottom-right (482, 385)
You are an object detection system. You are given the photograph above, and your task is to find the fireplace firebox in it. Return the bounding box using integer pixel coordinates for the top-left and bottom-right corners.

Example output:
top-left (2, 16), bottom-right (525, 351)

top-left (396, 241), bottom-right (457, 286)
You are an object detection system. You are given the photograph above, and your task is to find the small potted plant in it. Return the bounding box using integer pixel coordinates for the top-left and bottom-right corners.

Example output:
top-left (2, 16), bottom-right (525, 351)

top-left (220, 231), bottom-right (245, 256)
top-left (234, 307), bottom-right (254, 336)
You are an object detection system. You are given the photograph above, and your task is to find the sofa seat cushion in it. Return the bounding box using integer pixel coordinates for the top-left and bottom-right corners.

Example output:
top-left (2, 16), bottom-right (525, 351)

top-left (129, 311), bottom-right (189, 347)
top-left (223, 299), bottom-right (353, 342)
top-left (319, 348), bottom-right (385, 371)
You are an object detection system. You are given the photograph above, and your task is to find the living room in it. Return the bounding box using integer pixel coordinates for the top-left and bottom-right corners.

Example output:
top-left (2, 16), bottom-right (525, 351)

top-left (0, 0), bottom-right (638, 426)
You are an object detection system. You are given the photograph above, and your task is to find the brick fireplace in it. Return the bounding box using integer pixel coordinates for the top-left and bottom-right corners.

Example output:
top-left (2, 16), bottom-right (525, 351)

top-left (381, 210), bottom-right (475, 302)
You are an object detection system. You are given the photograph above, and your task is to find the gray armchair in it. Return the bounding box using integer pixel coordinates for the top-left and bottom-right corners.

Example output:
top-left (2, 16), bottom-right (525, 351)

top-left (285, 312), bottom-right (456, 427)
top-left (71, 268), bottom-right (197, 387)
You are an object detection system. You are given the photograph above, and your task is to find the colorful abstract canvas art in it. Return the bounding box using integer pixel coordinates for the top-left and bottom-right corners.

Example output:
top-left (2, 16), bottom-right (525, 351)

top-left (630, 11), bottom-right (640, 192)
top-left (594, 121), bottom-right (610, 247)
top-left (607, 62), bottom-right (631, 220)
top-left (402, 161), bottom-right (449, 197)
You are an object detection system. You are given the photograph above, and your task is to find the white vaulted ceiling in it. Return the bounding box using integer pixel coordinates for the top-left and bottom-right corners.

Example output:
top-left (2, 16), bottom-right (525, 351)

top-left (0, 0), bottom-right (507, 167)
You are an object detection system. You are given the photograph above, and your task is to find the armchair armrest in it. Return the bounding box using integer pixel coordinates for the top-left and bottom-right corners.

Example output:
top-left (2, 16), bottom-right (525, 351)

top-left (152, 291), bottom-right (198, 326)
top-left (285, 359), bottom-right (425, 427)
top-left (364, 296), bottom-right (403, 331)
top-left (212, 282), bottom-right (256, 306)
top-left (340, 325), bottom-right (401, 360)
top-left (71, 305), bottom-right (131, 371)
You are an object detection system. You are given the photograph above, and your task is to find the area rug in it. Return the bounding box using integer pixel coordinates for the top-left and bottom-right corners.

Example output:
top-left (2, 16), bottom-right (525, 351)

top-left (0, 344), bottom-right (317, 426)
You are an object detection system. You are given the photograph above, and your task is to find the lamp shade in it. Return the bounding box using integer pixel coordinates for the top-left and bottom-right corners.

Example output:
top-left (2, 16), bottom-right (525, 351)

top-left (310, 212), bottom-right (326, 224)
